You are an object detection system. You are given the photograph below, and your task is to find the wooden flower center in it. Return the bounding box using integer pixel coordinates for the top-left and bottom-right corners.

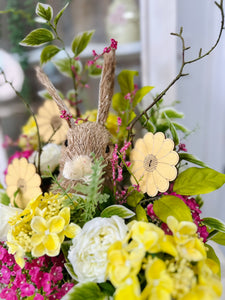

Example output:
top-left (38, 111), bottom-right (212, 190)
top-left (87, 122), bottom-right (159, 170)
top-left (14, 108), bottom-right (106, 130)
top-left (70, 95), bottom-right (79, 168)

top-left (50, 116), bottom-right (62, 131)
top-left (17, 178), bottom-right (26, 193)
top-left (143, 154), bottom-right (158, 172)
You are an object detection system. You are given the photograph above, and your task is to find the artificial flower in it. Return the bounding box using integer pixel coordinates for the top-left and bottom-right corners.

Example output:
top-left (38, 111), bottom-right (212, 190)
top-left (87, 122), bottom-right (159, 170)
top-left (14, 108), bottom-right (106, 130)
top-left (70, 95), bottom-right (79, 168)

top-left (18, 116), bottom-right (39, 150)
top-left (68, 216), bottom-right (128, 283)
top-left (114, 276), bottom-right (141, 300)
top-left (29, 143), bottom-right (61, 175)
top-left (36, 99), bottom-right (76, 144)
top-left (0, 204), bottom-right (22, 241)
top-left (5, 158), bottom-right (42, 209)
top-left (130, 132), bottom-right (179, 196)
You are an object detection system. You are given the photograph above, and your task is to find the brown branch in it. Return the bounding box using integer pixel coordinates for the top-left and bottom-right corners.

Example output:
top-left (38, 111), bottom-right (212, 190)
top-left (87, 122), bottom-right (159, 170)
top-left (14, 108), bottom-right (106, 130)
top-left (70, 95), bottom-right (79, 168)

top-left (128, 0), bottom-right (224, 140)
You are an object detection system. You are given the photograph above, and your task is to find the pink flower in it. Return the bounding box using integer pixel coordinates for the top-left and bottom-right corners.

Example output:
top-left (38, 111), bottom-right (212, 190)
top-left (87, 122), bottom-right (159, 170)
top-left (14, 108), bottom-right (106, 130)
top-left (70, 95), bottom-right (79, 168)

top-left (147, 203), bottom-right (157, 220)
top-left (13, 271), bottom-right (27, 288)
top-left (0, 287), bottom-right (17, 300)
top-left (0, 266), bottom-right (11, 284)
top-left (178, 143), bottom-right (187, 152)
top-left (34, 294), bottom-right (44, 300)
top-left (20, 283), bottom-right (35, 297)
top-left (50, 265), bottom-right (63, 283)
top-left (29, 267), bottom-right (44, 289)
top-left (110, 38), bottom-right (118, 49)
top-left (42, 272), bottom-right (52, 294)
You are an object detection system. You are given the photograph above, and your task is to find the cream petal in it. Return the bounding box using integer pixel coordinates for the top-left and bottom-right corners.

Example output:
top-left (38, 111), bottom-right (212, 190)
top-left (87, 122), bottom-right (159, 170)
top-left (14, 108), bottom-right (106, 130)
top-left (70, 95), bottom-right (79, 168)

top-left (32, 243), bottom-right (45, 257)
top-left (130, 149), bottom-right (145, 161)
top-left (156, 139), bottom-right (175, 159)
top-left (158, 151), bottom-right (179, 165)
top-left (138, 172), bottom-right (148, 193)
top-left (6, 185), bottom-right (18, 196)
top-left (23, 188), bottom-right (42, 201)
top-left (132, 166), bottom-right (145, 182)
top-left (133, 138), bottom-right (148, 155)
top-left (26, 173), bottom-right (41, 187)
top-left (146, 172), bottom-right (158, 197)
top-left (157, 163), bottom-right (177, 180)
top-left (143, 132), bottom-right (154, 153)
top-left (152, 132), bottom-right (165, 155)
top-left (23, 164), bottom-right (36, 180)
top-left (152, 170), bottom-right (169, 192)
top-left (18, 158), bottom-right (29, 178)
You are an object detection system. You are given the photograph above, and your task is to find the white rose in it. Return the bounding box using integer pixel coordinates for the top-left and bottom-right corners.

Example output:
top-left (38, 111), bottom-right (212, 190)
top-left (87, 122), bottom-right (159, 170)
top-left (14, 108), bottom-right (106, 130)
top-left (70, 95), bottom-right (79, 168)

top-left (0, 203), bottom-right (22, 241)
top-left (29, 143), bottom-right (61, 175)
top-left (68, 216), bottom-right (128, 283)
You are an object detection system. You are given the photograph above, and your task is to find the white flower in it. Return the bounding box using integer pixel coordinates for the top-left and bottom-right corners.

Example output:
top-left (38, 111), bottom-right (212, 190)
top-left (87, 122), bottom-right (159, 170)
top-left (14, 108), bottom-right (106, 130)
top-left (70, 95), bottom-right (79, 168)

top-left (29, 143), bottom-right (61, 175)
top-left (68, 216), bottom-right (128, 283)
top-left (0, 203), bottom-right (22, 241)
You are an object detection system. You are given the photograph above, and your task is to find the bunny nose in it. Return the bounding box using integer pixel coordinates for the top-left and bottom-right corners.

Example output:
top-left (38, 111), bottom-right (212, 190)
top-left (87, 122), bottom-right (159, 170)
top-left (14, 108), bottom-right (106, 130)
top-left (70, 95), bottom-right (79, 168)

top-left (63, 155), bottom-right (93, 180)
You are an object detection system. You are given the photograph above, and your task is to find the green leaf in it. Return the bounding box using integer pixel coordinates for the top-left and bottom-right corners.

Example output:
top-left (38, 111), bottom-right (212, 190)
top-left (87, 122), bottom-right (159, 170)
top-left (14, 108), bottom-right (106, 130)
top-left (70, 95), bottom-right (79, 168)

top-left (20, 28), bottom-right (55, 47)
top-left (53, 58), bottom-right (82, 77)
top-left (0, 191), bottom-right (10, 205)
top-left (132, 86), bottom-right (153, 107)
top-left (161, 109), bottom-right (184, 119)
top-left (163, 112), bottom-right (179, 145)
top-left (112, 93), bottom-right (128, 112)
top-left (179, 153), bottom-right (208, 168)
top-left (211, 232), bottom-right (225, 245)
top-left (100, 205), bottom-right (135, 219)
top-left (36, 3), bottom-right (53, 21)
top-left (136, 204), bottom-right (148, 222)
top-left (203, 217), bottom-right (225, 233)
top-left (40, 45), bottom-right (60, 65)
top-left (205, 244), bottom-right (221, 277)
top-left (71, 30), bottom-right (95, 57)
top-left (153, 195), bottom-right (192, 223)
top-left (64, 262), bottom-right (77, 281)
top-left (54, 2), bottom-right (69, 26)
top-left (128, 111), bottom-right (136, 123)
top-left (140, 115), bottom-right (156, 133)
top-left (126, 190), bottom-right (144, 207)
top-left (98, 282), bottom-right (115, 296)
top-left (173, 122), bottom-right (190, 133)
top-left (117, 70), bottom-right (138, 95)
top-left (173, 167), bottom-right (225, 195)
top-left (67, 282), bottom-right (106, 300)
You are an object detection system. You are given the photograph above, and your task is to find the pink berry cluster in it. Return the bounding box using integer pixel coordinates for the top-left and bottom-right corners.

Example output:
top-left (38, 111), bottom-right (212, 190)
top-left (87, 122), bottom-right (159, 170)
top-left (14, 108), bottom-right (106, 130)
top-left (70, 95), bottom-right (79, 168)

top-left (0, 243), bottom-right (74, 300)
top-left (87, 38), bottom-right (118, 68)
top-left (124, 84), bottom-right (138, 102)
top-left (147, 191), bottom-right (209, 242)
top-left (60, 110), bottom-right (73, 120)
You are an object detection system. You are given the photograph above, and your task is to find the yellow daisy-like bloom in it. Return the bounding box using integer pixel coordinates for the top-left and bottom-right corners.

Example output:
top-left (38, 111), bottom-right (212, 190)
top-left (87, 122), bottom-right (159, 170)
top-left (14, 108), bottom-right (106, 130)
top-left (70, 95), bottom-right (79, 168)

top-left (18, 116), bottom-right (39, 150)
top-left (130, 132), bottom-right (179, 196)
top-left (36, 99), bottom-right (76, 144)
top-left (6, 158), bottom-right (42, 209)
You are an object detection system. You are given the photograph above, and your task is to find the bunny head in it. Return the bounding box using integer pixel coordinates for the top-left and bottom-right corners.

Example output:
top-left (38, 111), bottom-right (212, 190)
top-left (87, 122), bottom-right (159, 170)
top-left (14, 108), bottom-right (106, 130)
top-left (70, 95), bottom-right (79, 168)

top-left (36, 49), bottom-right (116, 192)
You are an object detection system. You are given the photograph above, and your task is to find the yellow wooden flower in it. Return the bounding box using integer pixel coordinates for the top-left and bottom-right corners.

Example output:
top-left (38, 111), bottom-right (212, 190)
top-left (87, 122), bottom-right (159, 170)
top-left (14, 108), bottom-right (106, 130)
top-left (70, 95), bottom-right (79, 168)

top-left (6, 158), bottom-right (42, 209)
top-left (36, 99), bottom-right (76, 144)
top-left (130, 132), bottom-right (179, 196)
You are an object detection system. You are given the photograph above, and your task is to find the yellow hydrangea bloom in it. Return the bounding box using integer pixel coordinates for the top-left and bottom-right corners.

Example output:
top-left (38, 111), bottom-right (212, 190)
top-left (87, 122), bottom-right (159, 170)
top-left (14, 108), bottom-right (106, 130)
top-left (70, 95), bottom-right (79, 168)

top-left (130, 132), bottom-right (179, 196)
top-left (6, 158), bottom-right (42, 209)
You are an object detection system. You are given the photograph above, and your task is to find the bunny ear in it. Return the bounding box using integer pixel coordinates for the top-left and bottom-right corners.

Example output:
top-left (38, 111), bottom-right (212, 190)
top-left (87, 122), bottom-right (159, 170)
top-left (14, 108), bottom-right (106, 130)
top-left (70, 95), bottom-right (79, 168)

top-left (35, 66), bottom-right (75, 129)
top-left (97, 49), bottom-right (116, 125)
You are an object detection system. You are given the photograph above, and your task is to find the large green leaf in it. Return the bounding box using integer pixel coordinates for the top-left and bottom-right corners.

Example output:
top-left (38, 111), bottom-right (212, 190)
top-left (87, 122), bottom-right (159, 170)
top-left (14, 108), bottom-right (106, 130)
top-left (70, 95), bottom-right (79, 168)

top-left (53, 58), bottom-right (82, 77)
top-left (179, 153), bottom-right (208, 168)
top-left (54, 2), bottom-right (69, 26)
top-left (112, 92), bottom-right (128, 112)
top-left (117, 70), bottom-right (138, 95)
top-left (173, 167), bottom-right (225, 195)
top-left (136, 204), bottom-right (148, 222)
top-left (40, 45), bottom-right (60, 65)
top-left (203, 217), bottom-right (225, 233)
top-left (35, 2), bottom-right (53, 22)
top-left (153, 195), bottom-right (192, 223)
top-left (126, 189), bottom-right (144, 207)
top-left (71, 30), bottom-right (95, 57)
top-left (20, 28), bottom-right (55, 47)
top-left (68, 282), bottom-right (106, 300)
top-left (100, 205), bottom-right (135, 219)
top-left (210, 232), bottom-right (225, 245)
top-left (132, 86), bottom-right (153, 107)
top-left (161, 109), bottom-right (184, 119)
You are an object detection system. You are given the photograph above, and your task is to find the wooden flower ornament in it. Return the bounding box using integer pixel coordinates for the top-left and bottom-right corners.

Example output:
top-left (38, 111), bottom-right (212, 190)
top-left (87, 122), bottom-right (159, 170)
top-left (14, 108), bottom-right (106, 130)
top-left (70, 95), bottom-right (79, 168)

top-left (130, 132), bottom-right (179, 196)
top-left (36, 49), bottom-right (116, 192)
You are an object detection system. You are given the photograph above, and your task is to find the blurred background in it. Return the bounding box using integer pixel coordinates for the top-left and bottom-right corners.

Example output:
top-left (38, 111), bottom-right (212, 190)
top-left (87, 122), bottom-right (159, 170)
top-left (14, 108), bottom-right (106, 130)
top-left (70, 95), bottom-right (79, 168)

top-left (0, 0), bottom-right (225, 241)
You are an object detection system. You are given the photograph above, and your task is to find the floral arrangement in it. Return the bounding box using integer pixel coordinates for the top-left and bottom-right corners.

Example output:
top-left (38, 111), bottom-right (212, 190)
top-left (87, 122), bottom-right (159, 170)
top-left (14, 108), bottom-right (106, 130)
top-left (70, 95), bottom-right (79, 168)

top-left (0, 2), bottom-right (225, 300)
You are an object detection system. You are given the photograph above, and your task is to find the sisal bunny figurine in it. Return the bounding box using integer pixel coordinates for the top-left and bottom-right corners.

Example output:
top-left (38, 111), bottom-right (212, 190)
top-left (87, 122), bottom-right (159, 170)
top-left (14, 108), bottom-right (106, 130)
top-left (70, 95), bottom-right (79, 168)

top-left (36, 49), bottom-right (116, 192)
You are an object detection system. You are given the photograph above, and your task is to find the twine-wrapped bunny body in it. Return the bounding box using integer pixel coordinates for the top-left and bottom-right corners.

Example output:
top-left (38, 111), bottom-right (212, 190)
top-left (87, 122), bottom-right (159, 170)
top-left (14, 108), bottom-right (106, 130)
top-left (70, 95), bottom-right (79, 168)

top-left (36, 50), bottom-right (116, 192)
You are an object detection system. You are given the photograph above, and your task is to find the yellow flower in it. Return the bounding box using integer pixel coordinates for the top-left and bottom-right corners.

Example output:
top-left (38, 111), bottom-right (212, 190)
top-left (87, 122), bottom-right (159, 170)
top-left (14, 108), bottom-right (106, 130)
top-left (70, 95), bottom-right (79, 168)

top-left (18, 116), bottom-right (38, 150)
top-left (142, 257), bottom-right (173, 300)
top-left (36, 99), bottom-right (76, 144)
top-left (7, 241), bottom-right (26, 268)
top-left (30, 215), bottom-right (65, 257)
top-left (6, 158), bottom-right (42, 209)
top-left (180, 285), bottom-right (221, 300)
top-left (57, 207), bottom-right (81, 242)
top-left (114, 276), bottom-right (141, 300)
top-left (130, 132), bottom-right (179, 196)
